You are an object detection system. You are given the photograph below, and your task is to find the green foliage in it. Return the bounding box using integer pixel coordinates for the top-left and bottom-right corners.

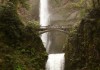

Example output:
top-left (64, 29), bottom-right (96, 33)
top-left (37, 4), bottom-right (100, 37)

top-left (15, 64), bottom-right (23, 70)
top-left (92, 0), bottom-right (100, 8)
top-left (0, 0), bottom-right (30, 10)
top-left (27, 20), bottom-right (40, 31)
top-left (71, 0), bottom-right (85, 8)
top-left (18, 0), bottom-right (30, 10)
top-left (0, 2), bottom-right (47, 70)
top-left (64, 0), bottom-right (95, 19)
top-left (65, 7), bottom-right (100, 70)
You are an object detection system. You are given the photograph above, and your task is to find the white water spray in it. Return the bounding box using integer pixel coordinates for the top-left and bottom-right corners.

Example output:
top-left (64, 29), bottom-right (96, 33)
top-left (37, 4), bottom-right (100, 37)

top-left (46, 53), bottom-right (65, 70)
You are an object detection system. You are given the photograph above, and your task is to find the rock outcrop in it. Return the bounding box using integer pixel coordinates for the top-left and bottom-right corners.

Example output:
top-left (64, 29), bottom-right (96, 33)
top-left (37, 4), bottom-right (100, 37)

top-left (65, 7), bottom-right (100, 70)
top-left (0, 2), bottom-right (47, 70)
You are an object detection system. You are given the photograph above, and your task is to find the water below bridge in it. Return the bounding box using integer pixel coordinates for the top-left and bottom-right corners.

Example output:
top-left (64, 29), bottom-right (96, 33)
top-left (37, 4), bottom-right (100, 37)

top-left (40, 0), bottom-right (66, 70)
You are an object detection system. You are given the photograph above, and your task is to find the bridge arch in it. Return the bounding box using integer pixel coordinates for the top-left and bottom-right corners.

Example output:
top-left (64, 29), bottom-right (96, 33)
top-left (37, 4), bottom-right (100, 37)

top-left (37, 25), bottom-right (70, 35)
top-left (39, 29), bottom-right (68, 34)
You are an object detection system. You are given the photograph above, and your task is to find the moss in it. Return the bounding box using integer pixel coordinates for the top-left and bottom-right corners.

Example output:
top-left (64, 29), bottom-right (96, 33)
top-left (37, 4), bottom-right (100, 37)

top-left (0, 3), bottom-right (47, 70)
top-left (65, 8), bottom-right (100, 70)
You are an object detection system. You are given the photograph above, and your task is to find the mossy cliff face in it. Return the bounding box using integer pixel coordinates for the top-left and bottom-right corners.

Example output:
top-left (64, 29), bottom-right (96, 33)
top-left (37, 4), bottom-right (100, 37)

top-left (0, 3), bottom-right (47, 70)
top-left (18, 0), bottom-right (40, 21)
top-left (65, 8), bottom-right (100, 70)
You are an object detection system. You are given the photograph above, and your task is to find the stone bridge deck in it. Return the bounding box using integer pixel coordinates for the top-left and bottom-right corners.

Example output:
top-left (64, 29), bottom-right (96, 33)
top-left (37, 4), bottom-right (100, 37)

top-left (36, 25), bottom-right (71, 34)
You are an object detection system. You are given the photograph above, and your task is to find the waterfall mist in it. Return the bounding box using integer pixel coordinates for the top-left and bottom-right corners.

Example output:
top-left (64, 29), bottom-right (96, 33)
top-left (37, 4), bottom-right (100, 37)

top-left (46, 53), bottom-right (65, 70)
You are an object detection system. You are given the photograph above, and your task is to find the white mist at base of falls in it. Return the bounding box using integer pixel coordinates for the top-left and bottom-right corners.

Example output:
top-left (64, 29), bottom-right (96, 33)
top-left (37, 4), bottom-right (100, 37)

top-left (46, 53), bottom-right (65, 70)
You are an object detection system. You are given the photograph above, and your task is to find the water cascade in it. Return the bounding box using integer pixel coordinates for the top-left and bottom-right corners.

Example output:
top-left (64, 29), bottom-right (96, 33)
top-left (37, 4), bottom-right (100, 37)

top-left (40, 0), bottom-right (65, 70)
top-left (46, 53), bottom-right (65, 70)
top-left (40, 0), bottom-right (50, 48)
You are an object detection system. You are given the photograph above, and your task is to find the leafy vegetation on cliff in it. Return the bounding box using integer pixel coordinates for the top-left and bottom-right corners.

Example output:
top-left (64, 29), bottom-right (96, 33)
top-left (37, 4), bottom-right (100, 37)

top-left (65, 1), bottom-right (100, 70)
top-left (0, 0), bottom-right (47, 70)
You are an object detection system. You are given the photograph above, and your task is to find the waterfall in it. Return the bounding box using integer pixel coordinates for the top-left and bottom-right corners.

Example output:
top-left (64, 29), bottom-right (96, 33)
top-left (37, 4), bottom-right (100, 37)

top-left (40, 0), bottom-right (65, 70)
top-left (40, 0), bottom-right (50, 48)
top-left (46, 53), bottom-right (65, 70)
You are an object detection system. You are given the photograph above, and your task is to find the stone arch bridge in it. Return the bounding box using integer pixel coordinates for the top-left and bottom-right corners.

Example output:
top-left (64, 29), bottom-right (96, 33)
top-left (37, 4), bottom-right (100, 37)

top-left (36, 25), bottom-right (71, 34)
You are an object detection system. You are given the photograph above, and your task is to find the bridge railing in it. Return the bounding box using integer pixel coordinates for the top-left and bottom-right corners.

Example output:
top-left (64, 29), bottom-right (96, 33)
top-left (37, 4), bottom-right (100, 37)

top-left (37, 25), bottom-right (71, 34)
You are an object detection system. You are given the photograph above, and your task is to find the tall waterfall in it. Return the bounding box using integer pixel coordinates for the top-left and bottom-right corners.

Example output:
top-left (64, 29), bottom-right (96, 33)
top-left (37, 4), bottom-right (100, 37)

top-left (40, 0), bottom-right (65, 70)
top-left (40, 0), bottom-right (50, 48)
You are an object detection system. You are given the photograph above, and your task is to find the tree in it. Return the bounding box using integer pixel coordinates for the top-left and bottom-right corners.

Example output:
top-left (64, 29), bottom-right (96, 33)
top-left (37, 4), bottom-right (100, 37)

top-left (0, 0), bottom-right (29, 10)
